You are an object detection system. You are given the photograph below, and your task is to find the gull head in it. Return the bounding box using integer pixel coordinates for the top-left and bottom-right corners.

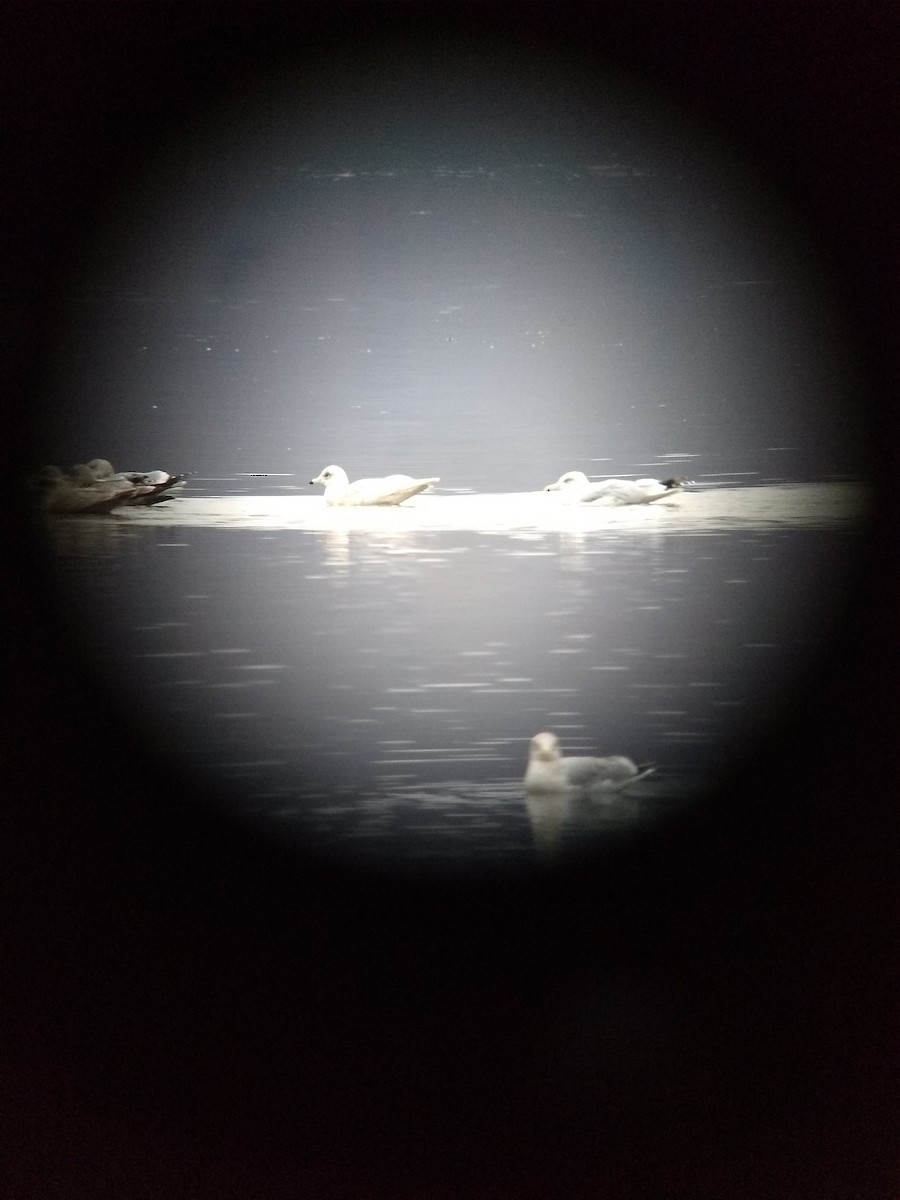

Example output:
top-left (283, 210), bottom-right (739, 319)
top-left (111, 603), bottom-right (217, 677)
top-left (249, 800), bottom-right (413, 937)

top-left (529, 731), bottom-right (562, 762)
top-left (310, 465), bottom-right (346, 487)
top-left (544, 471), bottom-right (590, 493)
top-left (87, 458), bottom-right (115, 480)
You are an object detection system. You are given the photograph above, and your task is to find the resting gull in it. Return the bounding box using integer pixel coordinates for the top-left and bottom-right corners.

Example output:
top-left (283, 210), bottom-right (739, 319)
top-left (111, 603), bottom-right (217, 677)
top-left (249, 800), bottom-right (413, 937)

top-left (310, 464), bottom-right (440, 506)
top-left (524, 731), bottom-right (654, 793)
top-left (87, 459), bottom-right (186, 505)
top-left (32, 464), bottom-right (155, 514)
top-left (544, 470), bottom-right (687, 505)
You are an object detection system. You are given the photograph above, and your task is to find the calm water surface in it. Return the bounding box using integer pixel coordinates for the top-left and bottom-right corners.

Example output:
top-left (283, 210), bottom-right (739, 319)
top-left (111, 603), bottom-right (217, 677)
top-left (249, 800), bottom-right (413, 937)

top-left (45, 480), bottom-right (868, 871)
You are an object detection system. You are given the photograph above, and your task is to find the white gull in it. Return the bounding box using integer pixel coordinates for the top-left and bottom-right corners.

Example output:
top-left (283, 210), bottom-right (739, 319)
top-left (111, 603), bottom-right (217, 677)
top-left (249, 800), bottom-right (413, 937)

top-left (544, 470), bottom-right (687, 505)
top-left (524, 731), bottom-right (654, 793)
top-left (309, 464), bottom-right (440, 506)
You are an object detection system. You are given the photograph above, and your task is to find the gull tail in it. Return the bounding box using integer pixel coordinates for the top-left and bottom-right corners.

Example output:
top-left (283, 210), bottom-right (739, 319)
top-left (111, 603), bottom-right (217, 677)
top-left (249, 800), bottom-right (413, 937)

top-left (617, 766), bottom-right (656, 790)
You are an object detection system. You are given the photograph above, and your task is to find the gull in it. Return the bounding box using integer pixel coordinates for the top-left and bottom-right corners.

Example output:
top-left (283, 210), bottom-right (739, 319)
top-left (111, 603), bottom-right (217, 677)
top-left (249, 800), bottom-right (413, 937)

top-left (309, 464), bottom-right (440, 506)
top-left (524, 731), bottom-right (654, 793)
top-left (87, 459), bottom-right (186, 505)
top-left (31, 464), bottom-right (155, 514)
top-left (544, 470), bottom-right (687, 505)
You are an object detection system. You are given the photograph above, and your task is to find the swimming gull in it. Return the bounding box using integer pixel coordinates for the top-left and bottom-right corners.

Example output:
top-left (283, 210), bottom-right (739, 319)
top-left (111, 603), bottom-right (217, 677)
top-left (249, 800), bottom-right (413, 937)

top-left (544, 471), bottom-right (687, 505)
top-left (310, 464), bottom-right (440, 506)
top-left (524, 731), bottom-right (654, 793)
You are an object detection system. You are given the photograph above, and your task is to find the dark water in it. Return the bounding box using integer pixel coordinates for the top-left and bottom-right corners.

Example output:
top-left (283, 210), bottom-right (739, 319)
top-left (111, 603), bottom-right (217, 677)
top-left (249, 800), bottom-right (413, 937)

top-left (44, 481), bottom-right (868, 871)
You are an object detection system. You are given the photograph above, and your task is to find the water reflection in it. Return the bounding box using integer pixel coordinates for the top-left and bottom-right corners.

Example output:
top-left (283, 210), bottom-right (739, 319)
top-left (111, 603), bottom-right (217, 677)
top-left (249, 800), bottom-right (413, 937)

top-left (524, 789), bottom-right (570, 858)
top-left (556, 529), bottom-right (596, 572)
top-left (264, 775), bottom-right (681, 871)
top-left (323, 528), bottom-right (350, 568)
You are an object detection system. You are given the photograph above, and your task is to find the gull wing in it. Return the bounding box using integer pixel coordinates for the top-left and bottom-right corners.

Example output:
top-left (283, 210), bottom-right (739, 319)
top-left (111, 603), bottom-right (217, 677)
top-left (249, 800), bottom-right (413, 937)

top-left (577, 478), bottom-right (636, 504)
top-left (562, 754), bottom-right (643, 787)
top-left (47, 483), bottom-right (142, 514)
top-left (579, 483), bottom-right (619, 503)
top-left (122, 476), bottom-right (186, 506)
top-left (346, 475), bottom-right (440, 505)
top-left (615, 766), bottom-right (655, 789)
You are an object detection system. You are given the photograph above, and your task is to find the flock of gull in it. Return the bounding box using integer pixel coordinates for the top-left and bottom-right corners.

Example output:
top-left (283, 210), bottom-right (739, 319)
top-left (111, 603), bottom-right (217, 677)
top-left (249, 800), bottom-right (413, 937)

top-left (309, 471), bottom-right (673, 809)
top-left (31, 459), bottom-right (688, 514)
top-left (33, 455), bottom-right (678, 851)
top-left (31, 459), bottom-right (186, 514)
top-left (310, 464), bottom-right (689, 506)
top-left (305, 465), bottom-right (681, 837)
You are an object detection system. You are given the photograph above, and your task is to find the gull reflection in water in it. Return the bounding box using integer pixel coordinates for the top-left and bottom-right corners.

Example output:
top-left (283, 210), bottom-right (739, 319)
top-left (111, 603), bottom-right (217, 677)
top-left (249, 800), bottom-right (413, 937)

top-left (524, 783), bottom-right (645, 860)
top-left (323, 528), bottom-right (351, 569)
top-left (524, 789), bottom-right (571, 857)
